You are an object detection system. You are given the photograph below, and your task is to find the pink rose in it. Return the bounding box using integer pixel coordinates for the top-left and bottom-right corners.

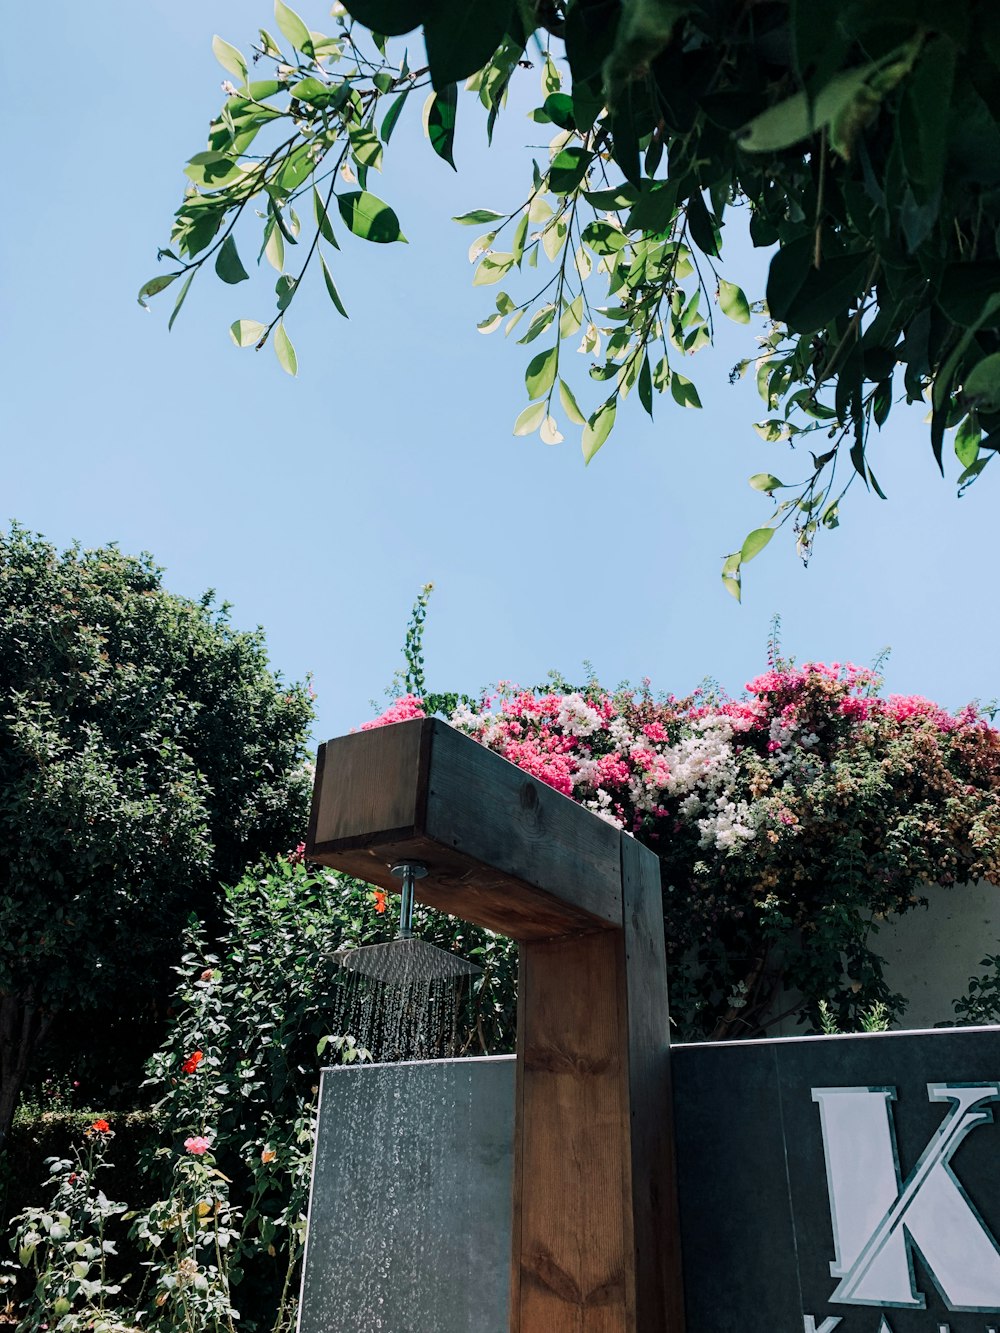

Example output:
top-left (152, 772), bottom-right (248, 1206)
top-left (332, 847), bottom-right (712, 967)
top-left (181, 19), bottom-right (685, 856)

top-left (184, 1135), bottom-right (212, 1156)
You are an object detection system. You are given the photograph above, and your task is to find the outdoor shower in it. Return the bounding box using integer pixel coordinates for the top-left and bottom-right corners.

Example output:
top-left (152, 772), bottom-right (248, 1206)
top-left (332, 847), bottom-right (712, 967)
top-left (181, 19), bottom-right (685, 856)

top-left (337, 861), bottom-right (483, 983)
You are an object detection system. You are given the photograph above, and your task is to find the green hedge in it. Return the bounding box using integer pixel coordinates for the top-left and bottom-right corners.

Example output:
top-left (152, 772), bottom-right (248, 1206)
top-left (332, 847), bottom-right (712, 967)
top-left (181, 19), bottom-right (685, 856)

top-left (2, 1109), bottom-right (158, 1232)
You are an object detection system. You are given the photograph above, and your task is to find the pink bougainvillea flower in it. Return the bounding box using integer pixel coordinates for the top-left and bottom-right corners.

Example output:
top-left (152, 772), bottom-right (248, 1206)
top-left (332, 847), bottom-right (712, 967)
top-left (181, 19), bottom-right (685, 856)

top-left (360, 695), bottom-right (426, 730)
top-left (184, 1136), bottom-right (212, 1156)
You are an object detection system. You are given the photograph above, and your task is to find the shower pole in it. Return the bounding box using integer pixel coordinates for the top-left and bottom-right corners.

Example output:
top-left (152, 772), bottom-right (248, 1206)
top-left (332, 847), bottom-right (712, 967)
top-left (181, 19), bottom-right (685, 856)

top-left (306, 716), bottom-right (686, 1333)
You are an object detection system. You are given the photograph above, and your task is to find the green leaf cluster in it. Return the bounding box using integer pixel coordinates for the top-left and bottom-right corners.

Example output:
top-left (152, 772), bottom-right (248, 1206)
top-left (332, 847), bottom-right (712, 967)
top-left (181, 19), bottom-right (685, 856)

top-left (0, 524), bottom-right (313, 1144)
top-left (149, 0), bottom-right (1000, 587)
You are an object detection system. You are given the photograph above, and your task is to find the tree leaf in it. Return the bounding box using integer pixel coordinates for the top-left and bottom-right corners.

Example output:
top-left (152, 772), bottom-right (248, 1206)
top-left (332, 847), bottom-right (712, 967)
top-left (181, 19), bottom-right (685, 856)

top-left (184, 151), bottom-right (244, 190)
top-left (168, 272), bottom-right (195, 331)
top-left (423, 0), bottom-right (516, 88)
top-left (137, 273), bottom-right (180, 309)
top-left (337, 191), bottom-right (406, 243)
top-left (954, 415), bottom-right (981, 469)
top-left (738, 42), bottom-right (918, 154)
top-left (670, 373), bottom-right (702, 408)
top-left (638, 355), bottom-right (653, 418)
top-left (230, 319), bottom-right (267, 347)
top-left (381, 88), bottom-right (410, 143)
top-left (558, 294), bottom-right (584, 340)
top-left (276, 144), bottom-right (314, 193)
top-left (549, 147), bottom-right (593, 194)
top-left (540, 415), bottom-right (564, 444)
top-left (722, 573), bottom-right (741, 601)
top-left (625, 182), bottom-right (677, 234)
top-left (313, 188), bottom-right (339, 248)
top-left (749, 473), bottom-right (784, 493)
top-left (964, 353), bottom-right (1000, 414)
top-left (543, 93), bottom-right (575, 130)
top-left (584, 186), bottom-right (639, 210)
top-left (320, 255), bottom-right (349, 318)
top-left (473, 253), bottom-right (513, 285)
top-left (349, 126), bottom-right (384, 172)
top-left (581, 221), bottom-right (627, 255)
top-left (273, 322), bottom-right (297, 375)
top-left (513, 402), bottom-right (546, 436)
top-left (215, 235), bottom-right (249, 284)
top-left (517, 305), bottom-right (556, 344)
top-left (898, 37), bottom-right (955, 204)
top-left (559, 379), bottom-right (587, 426)
top-left (740, 527), bottom-right (774, 562)
top-left (767, 235), bottom-right (869, 334)
top-left (275, 274), bottom-right (297, 312)
top-left (581, 399), bottom-right (617, 463)
top-left (453, 209), bottom-right (505, 225)
top-left (427, 84), bottom-right (458, 170)
top-left (525, 346), bottom-right (558, 400)
top-left (264, 225), bottom-right (285, 273)
top-left (340, 0), bottom-right (423, 38)
top-left (212, 35), bottom-right (248, 82)
top-left (685, 190), bottom-right (720, 257)
top-left (274, 0), bottom-right (313, 54)
top-left (718, 278), bottom-right (750, 324)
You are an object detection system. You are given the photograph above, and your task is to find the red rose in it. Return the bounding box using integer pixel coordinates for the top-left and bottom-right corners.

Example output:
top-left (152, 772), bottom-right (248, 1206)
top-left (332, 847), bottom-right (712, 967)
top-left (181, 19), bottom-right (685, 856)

top-left (91, 1119), bottom-right (110, 1134)
top-left (182, 1051), bottom-right (204, 1074)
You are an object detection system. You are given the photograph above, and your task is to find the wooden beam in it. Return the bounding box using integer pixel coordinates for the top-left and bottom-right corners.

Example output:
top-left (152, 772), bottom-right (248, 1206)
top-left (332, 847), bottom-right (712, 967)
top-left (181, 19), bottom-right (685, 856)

top-left (510, 835), bottom-right (683, 1333)
top-left (620, 833), bottom-right (685, 1332)
top-left (307, 718), bottom-right (622, 940)
top-left (306, 721), bottom-right (685, 1331)
top-left (513, 928), bottom-right (631, 1332)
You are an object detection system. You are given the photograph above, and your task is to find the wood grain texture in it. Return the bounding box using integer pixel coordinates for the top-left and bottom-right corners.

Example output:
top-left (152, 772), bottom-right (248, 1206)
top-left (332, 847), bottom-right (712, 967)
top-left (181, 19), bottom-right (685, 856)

top-left (620, 834), bottom-right (685, 1333)
top-left (425, 721), bottom-right (621, 928)
top-left (513, 930), bottom-right (631, 1333)
top-left (308, 722), bottom-right (426, 848)
top-left (306, 719), bottom-right (621, 939)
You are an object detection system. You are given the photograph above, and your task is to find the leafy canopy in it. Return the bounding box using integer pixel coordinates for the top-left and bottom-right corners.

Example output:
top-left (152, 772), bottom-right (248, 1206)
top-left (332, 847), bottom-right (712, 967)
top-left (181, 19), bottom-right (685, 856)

top-left (145, 0), bottom-right (1000, 591)
top-left (0, 524), bottom-right (313, 1138)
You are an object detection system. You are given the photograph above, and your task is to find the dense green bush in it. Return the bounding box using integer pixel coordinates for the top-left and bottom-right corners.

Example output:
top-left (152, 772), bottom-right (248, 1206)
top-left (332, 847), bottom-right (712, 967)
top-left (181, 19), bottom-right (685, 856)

top-left (0, 524), bottom-right (314, 1143)
top-left (6, 857), bottom-right (516, 1331)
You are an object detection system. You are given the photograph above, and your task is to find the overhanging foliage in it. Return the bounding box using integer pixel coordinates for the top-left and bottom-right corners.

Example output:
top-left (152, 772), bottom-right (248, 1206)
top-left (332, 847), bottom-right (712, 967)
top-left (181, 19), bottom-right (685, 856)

top-left (147, 0), bottom-right (1000, 587)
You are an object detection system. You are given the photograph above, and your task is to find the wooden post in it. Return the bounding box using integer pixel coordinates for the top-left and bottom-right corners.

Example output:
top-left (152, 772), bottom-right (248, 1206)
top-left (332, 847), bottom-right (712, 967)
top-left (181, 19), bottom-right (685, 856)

top-left (307, 718), bottom-right (685, 1333)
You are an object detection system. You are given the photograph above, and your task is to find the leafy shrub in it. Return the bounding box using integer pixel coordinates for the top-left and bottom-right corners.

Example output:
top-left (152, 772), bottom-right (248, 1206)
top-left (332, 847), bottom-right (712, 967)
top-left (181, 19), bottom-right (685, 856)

top-left (6, 857), bottom-right (516, 1330)
top-left (371, 653), bottom-right (1000, 1039)
top-left (0, 524), bottom-right (314, 1140)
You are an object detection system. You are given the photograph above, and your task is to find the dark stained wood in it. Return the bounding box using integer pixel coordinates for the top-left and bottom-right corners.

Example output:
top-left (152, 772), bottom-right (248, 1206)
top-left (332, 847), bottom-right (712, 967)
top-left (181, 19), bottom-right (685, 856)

top-left (305, 721), bottom-right (685, 1331)
top-left (513, 929), bottom-right (631, 1333)
top-left (308, 720), bottom-right (426, 850)
top-left (424, 721), bottom-right (621, 928)
top-left (307, 719), bottom-right (621, 939)
top-left (620, 834), bottom-right (685, 1333)
top-left (310, 835), bottom-right (607, 941)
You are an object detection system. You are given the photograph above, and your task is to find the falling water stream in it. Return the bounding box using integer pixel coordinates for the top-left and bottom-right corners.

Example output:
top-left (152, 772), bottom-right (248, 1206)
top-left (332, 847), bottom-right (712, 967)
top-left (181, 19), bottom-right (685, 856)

top-left (328, 965), bottom-right (472, 1064)
top-left (298, 928), bottom-right (501, 1332)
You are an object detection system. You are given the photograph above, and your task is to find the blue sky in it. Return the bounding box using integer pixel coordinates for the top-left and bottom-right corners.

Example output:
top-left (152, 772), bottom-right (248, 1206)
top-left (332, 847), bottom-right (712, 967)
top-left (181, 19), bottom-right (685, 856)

top-left (3, 1), bottom-right (996, 744)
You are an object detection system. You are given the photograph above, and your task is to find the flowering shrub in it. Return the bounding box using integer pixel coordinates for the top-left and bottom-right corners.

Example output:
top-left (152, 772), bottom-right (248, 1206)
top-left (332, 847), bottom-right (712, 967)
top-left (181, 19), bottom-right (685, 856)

top-left (372, 658), bottom-right (1000, 1038)
top-left (9, 1123), bottom-right (128, 1333)
top-left (5, 854), bottom-right (518, 1331)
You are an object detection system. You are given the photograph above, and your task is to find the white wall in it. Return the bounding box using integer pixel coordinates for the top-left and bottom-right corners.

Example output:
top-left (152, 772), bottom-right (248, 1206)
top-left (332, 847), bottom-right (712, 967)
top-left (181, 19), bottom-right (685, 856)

top-left (767, 880), bottom-right (1000, 1035)
top-left (877, 880), bottom-right (1000, 1030)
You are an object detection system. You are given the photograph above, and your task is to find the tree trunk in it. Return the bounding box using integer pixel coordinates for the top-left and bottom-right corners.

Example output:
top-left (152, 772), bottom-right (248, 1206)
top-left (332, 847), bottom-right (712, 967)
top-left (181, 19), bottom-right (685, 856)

top-left (0, 989), bottom-right (53, 1152)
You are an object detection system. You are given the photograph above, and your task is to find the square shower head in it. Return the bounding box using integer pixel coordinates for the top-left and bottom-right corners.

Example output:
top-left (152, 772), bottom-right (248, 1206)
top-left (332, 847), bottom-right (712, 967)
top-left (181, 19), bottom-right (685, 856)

top-left (338, 937), bottom-right (483, 985)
